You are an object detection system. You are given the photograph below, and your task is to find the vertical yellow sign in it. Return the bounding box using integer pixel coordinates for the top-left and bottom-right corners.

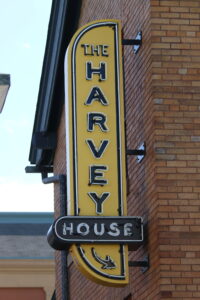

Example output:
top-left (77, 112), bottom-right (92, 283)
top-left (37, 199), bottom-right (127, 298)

top-left (65, 20), bottom-right (128, 286)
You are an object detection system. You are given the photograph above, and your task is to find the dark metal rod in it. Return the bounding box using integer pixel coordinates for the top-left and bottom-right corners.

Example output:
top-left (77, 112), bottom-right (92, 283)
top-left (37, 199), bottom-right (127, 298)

top-left (122, 39), bottom-right (141, 46)
top-left (25, 165), bottom-right (53, 174)
top-left (128, 261), bottom-right (149, 267)
top-left (42, 173), bottom-right (69, 300)
top-left (42, 174), bottom-right (60, 184)
top-left (126, 149), bottom-right (146, 155)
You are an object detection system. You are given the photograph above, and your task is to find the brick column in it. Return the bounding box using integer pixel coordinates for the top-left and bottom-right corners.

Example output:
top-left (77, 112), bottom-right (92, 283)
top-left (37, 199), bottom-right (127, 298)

top-left (152, 1), bottom-right (200, 298)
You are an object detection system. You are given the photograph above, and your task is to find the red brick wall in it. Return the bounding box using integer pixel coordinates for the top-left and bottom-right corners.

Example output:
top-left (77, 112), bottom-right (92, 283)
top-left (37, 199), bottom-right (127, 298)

top-left (0, 288), bottom-right (45, 300)
top-left (53, 0), bottom-right (200, 299)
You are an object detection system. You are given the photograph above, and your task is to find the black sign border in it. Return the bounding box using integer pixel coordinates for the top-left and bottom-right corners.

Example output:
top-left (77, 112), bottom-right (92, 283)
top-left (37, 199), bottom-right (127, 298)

top-left (54, 216), bottom-right (143, 244)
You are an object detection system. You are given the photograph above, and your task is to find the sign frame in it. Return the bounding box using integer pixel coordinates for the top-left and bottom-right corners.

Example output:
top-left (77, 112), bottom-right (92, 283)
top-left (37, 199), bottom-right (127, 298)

top-left (48, 19), bottom-right (145, 287)
top-left (48, 216), bottom-right (143, 245)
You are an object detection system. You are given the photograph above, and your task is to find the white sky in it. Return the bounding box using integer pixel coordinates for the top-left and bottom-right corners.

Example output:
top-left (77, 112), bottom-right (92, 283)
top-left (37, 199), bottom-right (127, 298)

top-left (0, 0), bottom-right (54, 212)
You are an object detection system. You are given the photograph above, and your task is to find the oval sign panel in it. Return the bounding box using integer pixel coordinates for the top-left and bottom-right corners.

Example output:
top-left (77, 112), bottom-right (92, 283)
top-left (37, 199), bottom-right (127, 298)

top-left (64, 19), bottom-right (130, 286)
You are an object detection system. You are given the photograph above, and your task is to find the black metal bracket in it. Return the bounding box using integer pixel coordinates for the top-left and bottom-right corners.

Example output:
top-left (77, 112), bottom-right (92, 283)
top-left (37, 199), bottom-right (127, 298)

top-left (127, 142), bottom-right (146, 163)
top-left (122, 31), bottom-right (142, 54)
top-left (128, 255), bottom-right (149, 273)
top-left (25, 165), bottom-right (53, 175)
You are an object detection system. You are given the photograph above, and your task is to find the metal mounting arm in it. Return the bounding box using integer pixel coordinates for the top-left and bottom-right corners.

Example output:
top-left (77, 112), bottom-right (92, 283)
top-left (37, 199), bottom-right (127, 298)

top-left (122, 31), bottom-right (142, 54)
top-left (127, 142), bottom-right (146, 163)
top-left (129, 255), bottom-right (149, 273)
